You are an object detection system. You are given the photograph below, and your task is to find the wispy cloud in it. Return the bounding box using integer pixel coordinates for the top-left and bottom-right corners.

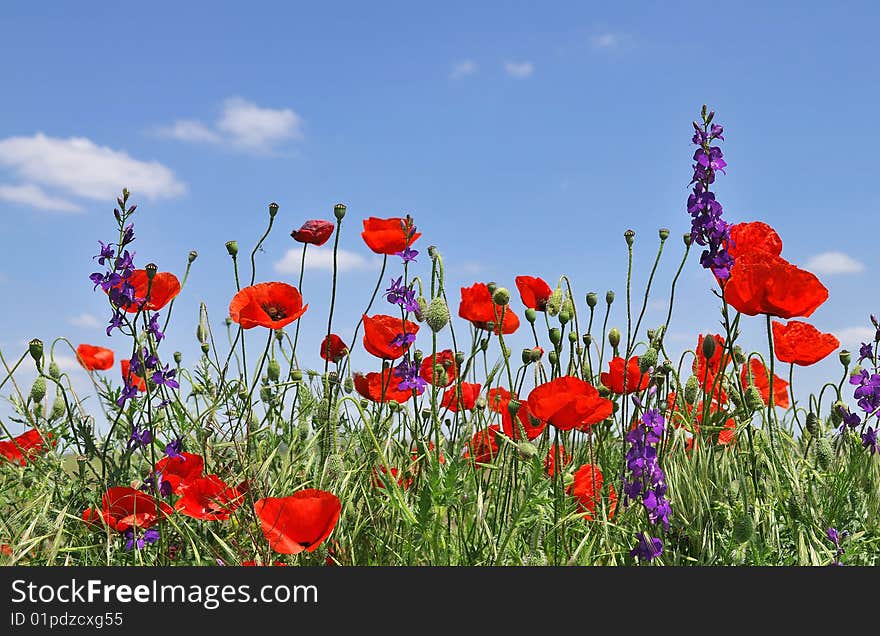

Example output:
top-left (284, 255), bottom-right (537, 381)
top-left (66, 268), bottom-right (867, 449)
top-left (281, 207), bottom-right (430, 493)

top-left (504, 61), bottom-right (534, 78)
top-left (0, 183), bottom-right (82, 213)
top-left (590, 32), bottom-right (622, 50)
top-left (834, 326), bottom-right (875, 347)
top-left (0, 134), bottom-right (186, 211)
top-left (274, 247), bottom-right (375, 274)
top-left (450, 60), bottom-right (477, 79)
top-left (69, 312), bottom-right (102, 329)
top-left (157, 98), bottom-right (304, 153)
top-left (805, 251), bottom-right (865, 275)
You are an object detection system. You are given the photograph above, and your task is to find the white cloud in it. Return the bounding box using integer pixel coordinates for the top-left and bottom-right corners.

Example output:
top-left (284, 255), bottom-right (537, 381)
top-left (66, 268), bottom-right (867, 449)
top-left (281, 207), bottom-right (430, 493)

top-left (0, 183), bottom-right (82, 213)
top-left (69, 312), bottom-right (102, 329)
top-left (0, 133), bottom-right (186, 202)
top-left (804, 251), bottom-right (865, 275)
top-left (504, 61), bottom-right (534, 78)
top-left (155, 120), bottom-right (222, 144)
top-left (450, 60), bottom-right (477, 79)
top-left (53, 354), bottom-right (83, 373)
top-left (591, 32), bottom-right (621, 49)
top-left (834, 326), bottom-right (876, 347)
top-left (274, 247), bottom-right (374, 274)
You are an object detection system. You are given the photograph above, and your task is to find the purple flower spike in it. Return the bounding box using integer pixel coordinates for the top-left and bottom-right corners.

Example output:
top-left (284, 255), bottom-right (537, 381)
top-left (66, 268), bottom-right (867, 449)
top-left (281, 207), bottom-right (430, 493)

top-left (630, 533), bottom-right (663, 562)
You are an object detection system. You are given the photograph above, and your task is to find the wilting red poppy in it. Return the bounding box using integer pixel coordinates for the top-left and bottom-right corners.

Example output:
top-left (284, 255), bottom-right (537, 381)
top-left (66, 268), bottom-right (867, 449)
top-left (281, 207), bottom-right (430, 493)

top-left (740, 358), bottom-right (790, 408)
top-left (320, 334), bottom-right (349, 363)
top-left (174, 475), bottom-right (247, 521)
top-left (464, 425), bottom-right (501, 465)
top-left (489, 387), bottom-right (546, 441)
top-left (458, 283), bottom-right (520, 335)
top-left (723, 251), bottom-right (828, 319)
top-left (353, 370), bottom-right (414, 403)
top-left (419, 350), bottom-right (457, 387)
top-left (772, 320), bottom-right (839, 366)
top-left (528, 377), bottom-right (613, 431)
top-left (76, 344), bottom-right (114, 371)
top-left (601, 356), bottom-right (650, 394)
top-left (154, 453), bottom-right (205, 494)
top-left (361, 217), bottom-right (422, 255)
top-left (100, 487), bottom-right (172, 532)
top-left (362, 314), bottom-right (419, 360)
top-left (253, 489), bottom-right (342, 555)
top-left (0, 429), bottom-right (54, 466)
top-left (371, 466), bottom-right (412, 491)
top-left (120, 359), bottom-right (146, 392)
top-left (570, 464), bottom-right (617, 521)
top-left (544, 444), bottom-right (572, 477)
top-left (230, 282), bottom-right (308, 330)
top-left (727, 221), bottom-right (783, 260)
top-left (291, 219), bottom-right (335, 246)
top-left (110, 270), bottom-right (181, 313)
top-left (515, 276), bottom-right (553, 311)
top-left (440, 382), bottom-right (481, 411)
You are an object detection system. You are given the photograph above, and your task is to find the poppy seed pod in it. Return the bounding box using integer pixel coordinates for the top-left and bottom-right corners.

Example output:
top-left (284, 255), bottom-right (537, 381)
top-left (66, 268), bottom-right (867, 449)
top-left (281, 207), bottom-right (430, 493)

top-left (267, 359), bottom-right (281, 382)
top-left (701, 334), bottom-right (717, 360)
top-left (343, 376), bottom-right (353, 394)
top-left (268, 201), bottom-right (279, 218)
top-left (659, 228), bottom-right (670, 241)
top-left (188, 250), bottom-right (198, 264)
top-left (624, 229), bottom-right (635, 246)
top-left (173, 351), bottom-right (182, 365)
top-left (48, 361), bottom-right (61, 380)
top-left (290, 369), bottom-right (303, 382)
top-left (745, 386), bottom-right (764, 411)
top-left (200, 342), bottom-right (210, 355)
top-left (413, 349), bottom-right (424, 364)
top-left (559, 311), bottom-right (571, 325)
top-left (805, 412), bottom-right (821, 437)
top-left (608, 328), bottom-right (621, 349)
top-left (492, 287), bottom-right (510, 306)
top-left (530, 347), bottom-right (544, 363)
top-left (333, 203), bottom-right (346, 221)
top-left (145, 263), bottom-right (158, 279)
top-left (661, 359), bottom-right (674, 374)
top-left (568, 331), bottom-right (577, 344)
top-left (549, 328), bottom-right (562, 346)
top-left (586, 292), bottom-right (598, 308)
top-left (225, 241), bottom-right (239, 257)
top-left (29, 338), bottom-right (44, 369)
top-left (683, 233), bottom-right (692, 247)
top-left (487, 282), bottom-right (497, 295)
top-left (839, 350), bottom-right (851, 367)
top-left (480, 338), bottom-right (489, 352)
top-left (30, 376), bottom-right (46, 403)
top-left (275, 328), bottom-right (285, 342)
top-left (522, 349), bottom-right (532, 365)
top-left (525, 308), bottom-right (537, 324)
top-left (425, 297), bottom-right (450, 333)
top-left (548, 350), bottom-right (558, 365)
top-left (455, 351), bottom-right (466, 365)
top-left (639, 347), bottom-right (658, 373)
top-left (605, 290), bottom-right (615, 305)
top-left (582, 333), bottom-right (592, 346)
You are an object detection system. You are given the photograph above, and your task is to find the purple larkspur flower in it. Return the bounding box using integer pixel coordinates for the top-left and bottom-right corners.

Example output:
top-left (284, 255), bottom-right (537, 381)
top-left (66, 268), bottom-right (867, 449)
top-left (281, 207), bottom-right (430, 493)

top-left (96, 241), bottom-right (115, 266)
top-left (124, 527), bottom-right (160, 552)
top-left (393, 358), bottom-right (428, 394)
top-left (395, 247), bottom-right (419, 263)
top-left (117, 382), bottom-right (139, 407)
top-left (390, 332), bottom-right (417, 348)
top-left (147, 313), bottom-right (164, 342)
top-left (384, 276), bottom-right (420, 313)
top-left (126, 424), bottom-right (151, 450)
top-left (164, 437), bottom-right (184, 460)
top-left (623, 409), bottom-right (671, 531)
top-left (826, 527), bottom-right (848, 566)
top-left (862, 426), bottom-right (878, 455)
top-left (859, 342), bottom-right (874, 362)
top-left (850, 370), bottom-right (880, 415)
top-left (106, 310), bottom-right (125, 336)
top-left (121, 224), bottom-right (135, 247)
top-left (630, 532), bottom-right (663, 562)
top-left (151, 364), bottom-right (180, 390)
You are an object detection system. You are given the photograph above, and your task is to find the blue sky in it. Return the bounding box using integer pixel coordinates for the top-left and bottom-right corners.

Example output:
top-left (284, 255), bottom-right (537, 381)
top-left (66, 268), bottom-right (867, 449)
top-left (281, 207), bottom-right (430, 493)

top-left (1, 1), bottom-right (877, 429)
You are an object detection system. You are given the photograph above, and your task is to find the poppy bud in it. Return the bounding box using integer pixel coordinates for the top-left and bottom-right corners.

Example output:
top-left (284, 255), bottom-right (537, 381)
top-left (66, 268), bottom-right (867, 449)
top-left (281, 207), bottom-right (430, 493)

top-left (260, 385), bottom-right (272, 403)
top-left (425, 297), bottom-right (449, 332)
top-left (188, 250), bottom-right (199, 264)
top-left (30, 376), bottom-right (46, 403)
top-left (145, 263), bottom-right (158, 279)
top-left (225, 241), bottom-right (239, 257)
top-left (275, 328), bottom-right (285, 342)
top-left (683, 233), bottom-right (692, 247)
top-left (729, 389), bottom-right (743, 409)
top-left (787, 496), bottom-right (803, 522)
top-left (830, 401), bottom-right (845, 426)
top-left (343, 376), bottom-right (354, 394)
top-left (455, 351), bottom-right (466, 365)
top-left (815, 437), bottom-right (833, 470)
top-left (525, 308), bottom-right (537, 324)
top-left (639, 347), bottom-right (658, 373)
top-left (733, 345), bottom-right (745, 365)
top-left (839, 349), bottom-right (851, 368)
top-left (517, 441), bottom-right (538, 459)
top-left (492, 287), bottom-right (510, 306)
top-left (568, 331), bottom-right (577, 344)
top-left (661, 359), bottom-right (674, 374)
top-left (29, 338), bottom-right (44, 370)
top-left (659, 228), bottom-right (670, 241)
top-left (48, 361), bottom-right (61, 380)
top-left (333, 203), bottom-right (346, 221)
top-left (608, 328), bottom-right (621, 349)
top-left (624, 229), bottom-right (635, 246)
top-left (546, 289), bottom-right (563, 316)
top-left (487, 282), bottom-right (497, 295)
top-left (805, 412), bottom-right (821, 437)
top-left (586, 292), bottom-right (598, 308)
top-left (582, 333), bottom-right (592, 346)
top-left (268, 201), bottom-right (279, 218)
top-left (559, 311), bottom-right (571, 325)
top-left (428, 245), bottom-right (439, 260)
top-left (684, 376), bottom-right (699, 405)
top-left (50, 390), bottom-right (66, 421)
top-left (388, 400), bottom-right (401, 412)
top-left (480, 338), bottom-right (489, 352)
top-left (173, 351), bottom-right (182, 365)
top-left (267, 359), bottom-right (281, 381)
top-left (324, 454), bottom-right (345, 481)
top-left (200, 342), bottom-right (210, 355)
top-left (290, 369), bottom-right (303, 382)
top-left (475, 396), bottom-right (486, 410)
top-left (414, 296), bottom-right (428, 322)
top-left (605, 290), bottom-right (615, 305)
top-left (548, 350), bottom-right (558, 365)
top-left (549, 328), bottom-right (562, 346)
top-left (647, 328), bottom-right (656, 342)
top-left (412, 350), bottom-right (424, 364)
top-left (732, 513), bottom-right (753, 544)
top-left (745, 386), bottom-right (763, 411)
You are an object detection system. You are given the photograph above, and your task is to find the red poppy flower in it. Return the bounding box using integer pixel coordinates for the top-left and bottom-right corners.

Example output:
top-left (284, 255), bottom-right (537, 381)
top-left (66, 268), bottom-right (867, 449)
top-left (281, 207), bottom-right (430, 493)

top-left (371, 466), bottom-right (412, 491)
top-left (419, 350), bottom-right (457, 387)
top-left (544, 444), bottom-right (572, 477)
top-left (527, 376), bottom-right (613, 431)
top-left (464, 425), bottom-right (501, 465)
top-left (76, 344), bottom-right (114, 371)
top-left (411, 441), bottom-right (445, 465)
top-left (740, 358), bottom-right (790, 408)
top-left (174, 475), bottom-right (247, 521)
top-left (440, 382), bottom-right (481, 411)
top-left (570, 464), bottom-right (617, 521)
top-left (361, 217), bottom-right (422, 255)
top-left (320, 334), bottom-right (348, 363)
top-left (154, 453), bottom-right (205, 494)
top-left (772, 320), bottom-right (840, 366)
top-left (110, 270), bottom-right (181, 313)
top-left (458, 283), bottom-right (520, 335)
top-left (241, 560), bottom-right (288, 566)
top-left (691, 334), bottom-right (729, 403)
top-left (601, 356), bottom-right (650, 394)
top-left (291, 219), bottom-right (335, 246)
top-left (515, 276), bottom-right (553, 311)
top-left (253, 489), bottom-right (342, 555)
top-left (727, 221), bottom-right (783, 260)
top-left (100, 487), bottom-right (173, 532)
top-left (229, 282), bottom-right (308, 330)
top-left (353, 370), bottom-right (414, 403)
top-left (81, 507), bottom-right (102, 528)
top-left (489, 387), bottom-right (545, 441)
top-left (120, 359), bottom-right (147, 392)
top-left (0, 544), bottom-right (11, 557)
top-left (362, 314), bottom-right (419, 360)
top-left (0, 429), bottom-right (54, 465)
top-left (723, 251), bottom-right (828, 319)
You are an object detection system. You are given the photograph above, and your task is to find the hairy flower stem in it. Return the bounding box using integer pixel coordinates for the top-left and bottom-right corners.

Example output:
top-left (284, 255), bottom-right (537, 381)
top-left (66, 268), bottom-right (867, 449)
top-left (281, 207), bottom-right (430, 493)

top-left (321, 217), bottom-right (344, 462)
top-left (290, 243), bottom-right (309, 368)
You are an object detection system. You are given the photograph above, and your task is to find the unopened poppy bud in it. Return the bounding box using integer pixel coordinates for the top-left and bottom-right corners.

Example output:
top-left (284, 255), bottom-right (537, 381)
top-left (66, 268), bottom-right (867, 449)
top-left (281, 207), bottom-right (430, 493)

top-left (508, 399), bottom-right (521, 418)
top-left (582, 333), bottom-right (592, 346)
top-left (546, 289), bottom-right (563, 316)
top-left (260, 385), bottom-right (272, 402)
top-left (455, 351), bottom-right (466, 365)
top-left (333, 203), bottom-right (347, 221)
top-left (29, 338), bottom-right (44, 370)
top-left (805, 412), bottom-right (821, 437)
top-left (343, 376), bottom-right (354, 394)
top-left (388, 400), bottom-right (401, 412)
top-left (267, 359), bottom-right (281, 381)
top-left (290, 369), bottom-right (303, 382)
top-left (145, 263), bottom-right (158, 279)
top-left (639, 347), bottom-right (658, 373)
top-left (608, 328), bottom-right (621, 349)
top-left (48, 361), bottom-right (61, 380)
top-left (525, 308), bottom-right (537, 324)
top-left (480, 338), bottom-right (489, 352)
top-left (701, 334), bottom-right (716, 360)
top-left (50, 391), bottom-right (66, 421)
top-left (30, 376), bottom-right (46, 403)
top-left (733, 345), bottom-right (745, 365)
top-left (659, 228), bottom-right (670, 241)
top-left (487, 281), bottom-right (497, 295)
top-left (729, 389), bottom-right (743, 409)
top-left (548, 350), bottom-right (558, 365)
top-left (428, 245), bottom-right (438, 260)
top-left (732, 513), bottom-right (753, 544)
top-left (225, 241), bottom-right (239, 257)
top-left (839, 349), bottom-right (851, 367)
top-left (188, 250), bottom-right (198, 264)
top-left (830, 401), bottom-right (846, 425)
top-left (559, 311), bottom-right (571, 325)
top-left (586, 292), bottom-right (598, 308)
top-left (414, 296), bottom-right (428, 322)
top-left (745, 386), bottom-right (763, 411)
top-left (568, 331), bottom-right (577, 344)
top-left (173, 351), bottom-right (182, 365)
top-left (684, 376), bottom-right (699, 405)
top-left (425, 297), bottom-right (450, 332)
top-left (549, 328), bottom-right (562, 345)
top-left (413, 349), bottom-right (424, 364)
top-left (360, 399), bottom-right (369, 409)
top-left (268, 201), bottom-right (279, 218)
top-left (605, 290), bottom-right (615, 305)
top-left (517, 441), bottom-right (538, 459)
top-left (200, 342), bottom-right (210, 355)
top-left (492, 287), bottom-right (510, 306)
top-left (683, 233), bottom-right (692, 247)
top-left (815, 437), bottom-right (833, 470)
top-left (624, 229), bottom-right (635, 246)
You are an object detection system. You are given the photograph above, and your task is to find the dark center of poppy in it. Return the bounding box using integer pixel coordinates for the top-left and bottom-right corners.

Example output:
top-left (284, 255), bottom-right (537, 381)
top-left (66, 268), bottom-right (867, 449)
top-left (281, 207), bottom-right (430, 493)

top-left (261, 303), bottom-right (287, 321)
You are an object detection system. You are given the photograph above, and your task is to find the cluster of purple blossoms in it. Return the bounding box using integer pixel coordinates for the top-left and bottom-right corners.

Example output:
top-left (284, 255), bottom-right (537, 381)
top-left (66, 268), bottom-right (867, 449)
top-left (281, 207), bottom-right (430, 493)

top-left (384, 276), bottom-right (420, 313)
top-left (826, 527), bottom-right (848, 566)
top-left (393, 358), bottom-right (428, 395)
top-left (124, 527), bottom-right (160, 552)
top-left (127, 424), bottom-right (152, 451)
top-left (164, 437), bottom-right (184, 459)
top-left (141, 472), bottom-right (172, 498)
top-left (845, 318), bottom-right (880, 453)
top-left (687, 107), bottom-right (734, 280)
top-left (624, 409), bottom-right (671, 531)
top-left (391, 332), bottom-right (417, 348)
top-left (90, 224), bottom-right (138, 336)
top-left (630, 532), bottom-right (664, 562)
